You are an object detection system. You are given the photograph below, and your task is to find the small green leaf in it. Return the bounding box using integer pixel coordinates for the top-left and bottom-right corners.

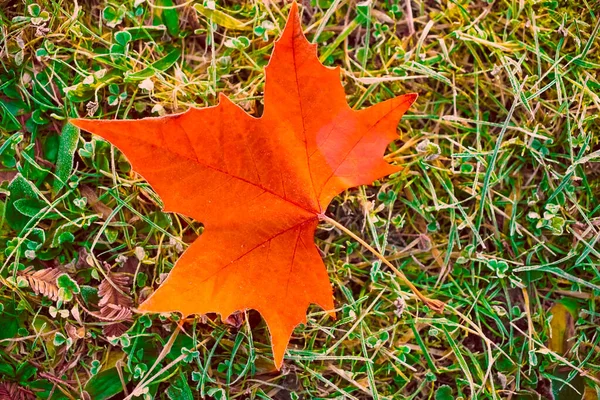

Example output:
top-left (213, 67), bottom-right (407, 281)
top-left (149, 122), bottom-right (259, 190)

top-left (28, 3), bottom-right (41, 17)
top-left (0, 363), bottom-right (15, 378)
top-left (104, 227), bottom-right (119, 244)
top-left (487, 259), bottom-right (509, 278)
top-left (80, 285), bottom-right (99, 306)
top-left (181, 347), bottom-right (199, 363)
top-left (52, 123), bottom-right (80, 194)
top-left (136, 272), bottom-right (148, 287)
top-left (73, 197), bottom-right (87, 209)
top-left (57, 231), bottom-right (75, 245)
top-left (109, 43), bottom-right (126, 57)
top-left (12, 198), bottom-right (46, 217)
top-left (31, 109), bottom-right (49, 125)
top-left (85, 367), bottom-right (131, 400)
top-left (108, 84), bottom-right (120, 95)
top-left (119, 334), bottom-right (131, 347)
top-left (356, 2), bottom-right (371, 26)
top-left (53, 332), bottom-right (66, 346)
top-left (237, 36), bottom-right (250, 48)
top-left (7, 276), bottom-right (28, 288)
top-left (90, 360), bottom-right (101, 375)
top-left (114, 30), bottom-right (132, 46)
top-left (57, 274), bottom-right (80, 302)
top-left (108, 95), bottom-right (119, 106)
top-left (139, 314), bottom-right (152, 328)
top-left (528, 349), bottom-right (538, 366)
top-left (435, 385), bottom-right (453, 400)
top-left (6, 174), bottom-right (41, 232)
top-left (103, 5), bottom-right (125, 27)
top-left (133, 363), bottom-right (147, 379)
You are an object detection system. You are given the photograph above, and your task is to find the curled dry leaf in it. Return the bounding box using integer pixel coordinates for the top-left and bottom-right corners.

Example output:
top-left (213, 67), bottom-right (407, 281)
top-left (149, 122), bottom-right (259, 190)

top-left (224, 310), bottom-right (245, 329)
top-left (65, 322), bottom-right (85, 343)
top-left (79, 185), bottom-right (114, 221)
top-left (102, 322), bottom-right (129, 339)
top-left (97, 272), bottom-right (133, 322)
top-left (0, 382), bottom-right (35, 400)
top-left (71, 2), bottom-right (417, 368)
top-left (19, 267), bottom-right (61, 301)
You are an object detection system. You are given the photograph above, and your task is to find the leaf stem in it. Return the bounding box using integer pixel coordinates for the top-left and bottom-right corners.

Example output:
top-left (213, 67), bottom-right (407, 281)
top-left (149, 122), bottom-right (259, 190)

top-left (319, 214), bottom-right (445, 313)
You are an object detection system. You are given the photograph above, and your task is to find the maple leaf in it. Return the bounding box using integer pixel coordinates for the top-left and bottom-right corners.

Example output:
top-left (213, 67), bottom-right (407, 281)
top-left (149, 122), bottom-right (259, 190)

top-left (71, 2), bottom-right (416, 368)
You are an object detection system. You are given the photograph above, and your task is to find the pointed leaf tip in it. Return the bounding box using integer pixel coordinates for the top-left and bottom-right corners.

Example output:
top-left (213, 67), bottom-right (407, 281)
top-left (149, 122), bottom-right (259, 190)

top-left (69, 118), bottom-right (97, 133)
top-left (280, 1), bottom-right (302, 40)
top-left (289, 1), bottom-right (299, 16)
top-left (68, 118), bottom-right (83, 128)
top-left (407, 92), bottom-right (418, 104)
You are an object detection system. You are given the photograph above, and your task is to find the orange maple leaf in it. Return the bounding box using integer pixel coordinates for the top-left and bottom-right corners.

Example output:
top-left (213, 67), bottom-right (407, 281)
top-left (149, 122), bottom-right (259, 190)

top-left (71, 2), bottom-right (416, 368)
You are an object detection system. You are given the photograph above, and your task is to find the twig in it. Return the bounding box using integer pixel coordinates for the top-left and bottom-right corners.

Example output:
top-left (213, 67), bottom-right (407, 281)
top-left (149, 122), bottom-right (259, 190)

top-left (405, 0), bottom-right (415, 36)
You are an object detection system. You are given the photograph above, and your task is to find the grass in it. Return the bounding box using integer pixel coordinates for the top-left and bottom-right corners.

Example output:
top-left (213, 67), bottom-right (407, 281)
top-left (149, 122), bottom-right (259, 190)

top-left (1, 0), bottom-right (599, 399)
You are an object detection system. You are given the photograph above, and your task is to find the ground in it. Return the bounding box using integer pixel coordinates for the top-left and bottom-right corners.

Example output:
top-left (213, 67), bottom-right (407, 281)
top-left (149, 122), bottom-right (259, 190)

top-left (0, 0), bottom-right (599, 399)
